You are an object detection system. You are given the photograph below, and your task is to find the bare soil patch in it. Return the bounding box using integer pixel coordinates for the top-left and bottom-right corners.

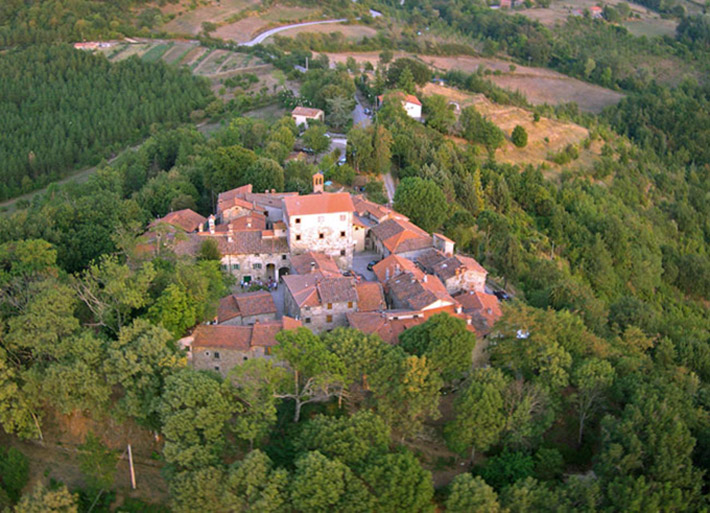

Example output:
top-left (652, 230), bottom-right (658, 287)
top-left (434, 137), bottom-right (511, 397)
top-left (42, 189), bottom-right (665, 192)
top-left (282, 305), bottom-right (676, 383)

top-left (214, 16), bottom-right (270, 43)
top-left (422, 83), bottom-right (596, 169)
top-left (263, 23), bottom-right (378, 43)
top-left (0, 409), bottom-right (167, 505)
top-left (511, 0), bottom-right (666, 28)
top-left (161, 41), bottom-right (197, 64)
top-left (159, 0), bottom-right (261, 36)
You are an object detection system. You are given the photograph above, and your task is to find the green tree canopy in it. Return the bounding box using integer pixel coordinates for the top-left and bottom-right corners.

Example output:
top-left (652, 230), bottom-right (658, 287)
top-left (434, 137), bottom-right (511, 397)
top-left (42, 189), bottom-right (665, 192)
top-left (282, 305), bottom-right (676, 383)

top-left (394, 177), bottom-right (449, 233)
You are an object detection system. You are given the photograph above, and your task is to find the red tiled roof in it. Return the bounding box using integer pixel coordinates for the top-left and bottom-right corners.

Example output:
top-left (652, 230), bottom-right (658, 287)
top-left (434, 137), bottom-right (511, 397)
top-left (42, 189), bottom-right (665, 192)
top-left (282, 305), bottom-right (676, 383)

top-left (387, 272), bottom-right (457, 311)
top-left (346, 310), bottom-right (426, 344)
top-left (192, 318), bottom-right (301, 350)
top-left (176, 231), bottom-right (288, 257)
top-left (373, 255), bottom-right (423, 284)
top-left (355, 282), bottom-right (386, 312)
top-left (218, 291), bottom-right (277, 323)
top-left (282, 274), bottom-right (357, 308)
top-left (283, 193), bottom-right (355, 217)
top-left (151, 209), bottom-right (207, 233)
top-left (371, 218), bottom-right (433, 254)
top-left (291, 252), bottom-right (342, 278)
top-left (418, 249), bottom-right (487, 280)
top-left (292, 106), bottom-right (324, 118)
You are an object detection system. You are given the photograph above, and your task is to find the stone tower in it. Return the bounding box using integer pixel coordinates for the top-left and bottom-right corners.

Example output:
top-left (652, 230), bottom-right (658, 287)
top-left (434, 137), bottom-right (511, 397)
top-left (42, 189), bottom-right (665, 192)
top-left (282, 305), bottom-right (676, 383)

top-left (313, 172), bottom-right (324, 194)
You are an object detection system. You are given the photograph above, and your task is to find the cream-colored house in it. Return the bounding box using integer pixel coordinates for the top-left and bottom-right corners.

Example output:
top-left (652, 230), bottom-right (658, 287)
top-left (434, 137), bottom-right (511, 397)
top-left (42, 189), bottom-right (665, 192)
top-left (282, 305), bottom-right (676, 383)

top-left (283, 192), bottom-right (355, 269)
top-left (291, 106), bottom-right (324, 127)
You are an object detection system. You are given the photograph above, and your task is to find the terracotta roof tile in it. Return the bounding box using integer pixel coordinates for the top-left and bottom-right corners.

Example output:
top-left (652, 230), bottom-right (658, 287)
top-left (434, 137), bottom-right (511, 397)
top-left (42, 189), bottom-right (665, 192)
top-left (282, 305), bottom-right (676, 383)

top-left (355, 282), bottom-right (386, 312)
top-left (317, 278), bottom-right (358, 304)
top-left (176, 231), bottom-right (288, 257)
top-left (218, 290), bottom-right (276, 323)
top-left (291, 252), bottom-right (342, 278)
top-left (151, 209), bottom-right (207, 233)
top-left (283, 192), bottom-right (355, 217)
top-left (292, 106), bottom-right (324, 117)
top-left (192, 318), bottom-right (301, 351)
top-left (282, 274), bottom-right (357, 308)
top-left (387, 272), bottom-right (457, 311)
top-left (371, 218), bottom-right (432, 254)
top-left (373, 255), bottom-right (423, 284)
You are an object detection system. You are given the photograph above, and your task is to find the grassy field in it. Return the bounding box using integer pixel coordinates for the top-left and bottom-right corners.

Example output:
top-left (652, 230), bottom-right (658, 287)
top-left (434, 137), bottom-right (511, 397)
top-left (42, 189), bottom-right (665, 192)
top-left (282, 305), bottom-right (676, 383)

top-left (622, 17), bottom-right (678, 37)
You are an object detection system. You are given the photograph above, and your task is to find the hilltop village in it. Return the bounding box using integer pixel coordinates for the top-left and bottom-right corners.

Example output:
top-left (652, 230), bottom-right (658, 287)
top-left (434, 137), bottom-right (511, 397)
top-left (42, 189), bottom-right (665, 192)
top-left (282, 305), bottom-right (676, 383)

top-left (144, 174), bottom-right (502, 377)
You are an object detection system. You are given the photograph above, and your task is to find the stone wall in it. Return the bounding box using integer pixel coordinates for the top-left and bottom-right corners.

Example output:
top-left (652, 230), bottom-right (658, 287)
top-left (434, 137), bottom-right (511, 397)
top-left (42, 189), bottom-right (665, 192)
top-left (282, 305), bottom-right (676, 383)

top-left (220, 312), bottom-right (277, 326)
top-left (283, 287), bottom-right (355, 333)
top-left (444, 271), bottom-right (486, 295)
top-left (192, 345), bottom-right (272, 378)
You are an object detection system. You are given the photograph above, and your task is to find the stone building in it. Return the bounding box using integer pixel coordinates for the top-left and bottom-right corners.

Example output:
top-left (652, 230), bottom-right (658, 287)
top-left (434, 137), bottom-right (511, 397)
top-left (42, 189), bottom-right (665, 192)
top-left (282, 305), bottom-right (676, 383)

top-left (283, 191), bottom-right (355, 269)
top-left (290, 251), bottom-right (342, 278)
top-left (417, 249), bottom-right (487, 295)
top-left (370, 217), bottom-right (433, 259)
top-left (217, 290), bottom-right (277, 326)
top-left (385, 271), bottom-right (459, 314)
top-left (282, 273), bottom-right (358, 333)
top-left (291, 106), bottom-right (325, 127)
top-left (217, 184), bottom-right (297, 227)
top-left (187, 317), bottom-right (302, 378)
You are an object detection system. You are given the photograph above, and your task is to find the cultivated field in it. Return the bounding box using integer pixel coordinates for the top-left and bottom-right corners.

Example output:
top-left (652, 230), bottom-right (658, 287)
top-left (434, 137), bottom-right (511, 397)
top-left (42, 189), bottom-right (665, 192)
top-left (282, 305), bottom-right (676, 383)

top-left (157, 0), bottom-right (261, 36)
top-left (262, 23), bottom-right (378, 43)
top-left (327, 52), bottom-right (625, 113)
top-left (511, 0), bottom-right (676, 33)
top-left (422, 83), bottom-right (597, 170)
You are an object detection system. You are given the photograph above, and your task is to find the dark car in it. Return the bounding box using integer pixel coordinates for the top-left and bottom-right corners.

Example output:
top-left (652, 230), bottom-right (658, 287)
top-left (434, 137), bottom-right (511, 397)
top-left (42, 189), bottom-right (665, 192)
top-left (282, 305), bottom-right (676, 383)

top-left (493, 290), bottom-right (511, 301)
top-left (364, 108), bottom-right (372, 115)
top-left (367, 260), bottom-right (378, 271)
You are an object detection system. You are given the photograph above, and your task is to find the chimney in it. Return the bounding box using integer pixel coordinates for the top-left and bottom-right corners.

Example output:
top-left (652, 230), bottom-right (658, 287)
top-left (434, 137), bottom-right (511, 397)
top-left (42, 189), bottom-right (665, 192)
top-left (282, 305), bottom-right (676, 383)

top-left (208, 215), bottom-right (215, 234)
top-left (395, 263), bottom-right (400, 274)
top-left (310, 261), bottom-right (316, 273)
top-left (423, 275), bottom-right (428, 283)
top-left (385, 268), bottom-right (390, 281)
top-left (271, 189), bottom-right (275, 194)
top-left (227, 223), bottom-right (234, 243)
top-left (198, 222), bottom-right (203, 233)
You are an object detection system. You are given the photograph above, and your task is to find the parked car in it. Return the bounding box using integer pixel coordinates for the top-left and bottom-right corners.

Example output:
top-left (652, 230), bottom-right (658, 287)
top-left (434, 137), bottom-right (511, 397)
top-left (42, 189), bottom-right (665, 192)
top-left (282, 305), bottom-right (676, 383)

top-left (364, 108), bottom-right (371, 115)
top-left (493, 290), bottom-right (511, 301)
top-left (367, 260), bottom-right (379, 271)
top-left (337, 156), bottom-right (347, 166)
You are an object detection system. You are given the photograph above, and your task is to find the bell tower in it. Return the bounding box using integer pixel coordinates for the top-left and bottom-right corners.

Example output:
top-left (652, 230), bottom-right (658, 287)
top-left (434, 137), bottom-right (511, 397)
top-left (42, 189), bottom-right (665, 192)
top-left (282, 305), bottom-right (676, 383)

top-left (312, 172), bottom-right (324, 193)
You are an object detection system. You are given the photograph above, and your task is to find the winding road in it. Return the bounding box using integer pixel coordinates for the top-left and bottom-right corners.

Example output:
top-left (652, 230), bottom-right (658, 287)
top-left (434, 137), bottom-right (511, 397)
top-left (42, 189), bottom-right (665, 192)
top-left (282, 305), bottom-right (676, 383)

top-left (240, 19), bottom-right (348, 47)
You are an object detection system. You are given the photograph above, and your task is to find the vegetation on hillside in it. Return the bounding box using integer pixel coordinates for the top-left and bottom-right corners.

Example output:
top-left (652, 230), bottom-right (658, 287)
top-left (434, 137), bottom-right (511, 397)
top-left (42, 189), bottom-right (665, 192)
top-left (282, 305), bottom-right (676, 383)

top-left (0, 45), bottom-right (212, 200)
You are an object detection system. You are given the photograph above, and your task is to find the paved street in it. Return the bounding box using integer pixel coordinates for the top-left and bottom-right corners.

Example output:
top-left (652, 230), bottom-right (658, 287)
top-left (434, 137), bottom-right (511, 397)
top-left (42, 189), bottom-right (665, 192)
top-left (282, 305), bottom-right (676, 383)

top-left (352, 251), bottom-right (379, 281)
top-left (352, 94), bottom-right (372, 128)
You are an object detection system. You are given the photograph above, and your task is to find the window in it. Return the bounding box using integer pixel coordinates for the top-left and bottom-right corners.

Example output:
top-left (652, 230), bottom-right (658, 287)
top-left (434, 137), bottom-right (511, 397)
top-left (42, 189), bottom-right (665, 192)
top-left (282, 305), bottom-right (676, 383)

top-left (296, 235), bottom-right (301, 241)
top-left (231, 263), bottom-right (240, 271)
top-left (220, 264), bottom-right (228, 271)
top-left (264, 211), bottom-right (269, 217)
top-left (348, 302), bottom-right (353, 308)
top-left (243, 356), bottom-right (248, 361)
top-left (340, 231), bottom-right (346, 237)
top-left (253, 263), bottom-right (262, 270)
top-left (340, 214), bottom-right (346, 221)
top-left (305, 317), bottom-right (311, 324)
top-left (265, 347), bottom-right (272, 355)
top-left (327, 303), bottom-right (333, 310)
top-left (214, 352), bottom-right (220, 360)
top-left (282, 254), bottom-right (287, 260)
top-left (326, 315), bottom-right (333, 323)
top-left (204, 351), bottom-right (211, 356)
top-left (214, 366), bottom-right (220, 371)
top-left (319, 233), bottom-right (324, 239)
top-left (295, 218), bottom-right (301, 224)
top-left (340, 250), bottom-right (346, 256)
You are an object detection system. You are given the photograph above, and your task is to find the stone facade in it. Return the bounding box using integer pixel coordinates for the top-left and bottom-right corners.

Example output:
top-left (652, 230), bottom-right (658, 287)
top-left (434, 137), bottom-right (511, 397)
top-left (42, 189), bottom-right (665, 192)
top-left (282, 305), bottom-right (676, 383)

top-left (221, 252), bottom-right (290, 283)
top-left (283, 290), bottom-right (356, 333)
top-left (442, 270), bottom-right (486, 295)
top-left (193, 345), bottom-right (272, 378)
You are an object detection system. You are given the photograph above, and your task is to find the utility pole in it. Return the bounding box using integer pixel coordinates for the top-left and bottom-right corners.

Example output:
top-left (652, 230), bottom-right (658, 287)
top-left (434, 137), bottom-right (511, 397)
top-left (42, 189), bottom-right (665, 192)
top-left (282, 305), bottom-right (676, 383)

top-left (127, 444), bottom-right (136, 490)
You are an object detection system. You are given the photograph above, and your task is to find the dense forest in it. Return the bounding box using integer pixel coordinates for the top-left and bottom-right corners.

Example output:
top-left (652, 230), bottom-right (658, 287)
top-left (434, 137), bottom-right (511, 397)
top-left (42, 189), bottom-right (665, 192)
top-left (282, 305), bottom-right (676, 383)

top-left (0, 45), bottom-right (212, 200)
top-left (0, 0), bottom-right (143, 46)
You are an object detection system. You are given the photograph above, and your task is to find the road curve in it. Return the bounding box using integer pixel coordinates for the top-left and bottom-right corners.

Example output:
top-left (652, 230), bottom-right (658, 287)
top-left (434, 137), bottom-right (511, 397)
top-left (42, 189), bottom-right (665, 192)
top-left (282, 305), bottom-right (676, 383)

top-left (240, 19), bottom-right (348, 47)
